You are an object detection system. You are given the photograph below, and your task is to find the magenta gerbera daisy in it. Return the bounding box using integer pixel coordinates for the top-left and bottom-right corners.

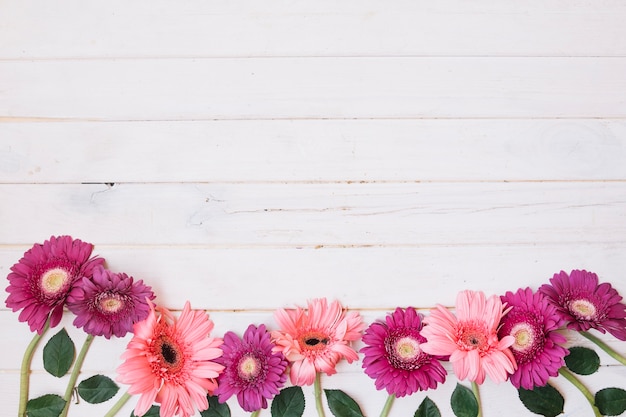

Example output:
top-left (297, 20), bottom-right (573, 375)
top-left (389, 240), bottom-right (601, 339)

top-left (360, 307), bottom-right (447, 397)
top-left (420, 290), bottom-right (517, 384)
top-left (66, 265), bottom-right (155, 339)
top-left (498, 287), bottom-right (569, 389)
top-left (116, 301), bottom-right (224, 417)
top-left (214, 324), bottom-right (288, 412)
top-left (539, 269), bottom-right (626, 341)
top-left (5, 235), bottom-right (105, 333)
top-left (270, 298), bottom-right (365, 386)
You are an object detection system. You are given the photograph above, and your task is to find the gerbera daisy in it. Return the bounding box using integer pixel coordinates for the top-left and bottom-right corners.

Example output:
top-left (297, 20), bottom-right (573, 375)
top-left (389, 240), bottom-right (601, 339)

top-left (360, 307), bottom-right (447, 397)
top-left (116, 301), bottom-right (224, 417)
top-left (539, 269), bottom-right (626, 341)
top-left (214, 324), bottom-right (288, 412)
top-left (5, 235), bottom-right (105, 333)
top-left (420, 290), bottom-right (517, 384)
top-left (498, 287), bottom-right (569, 389)
top-left (66, 265), bottom-right (155, 339)
top-left (270, 298), bottom-right (365, 386)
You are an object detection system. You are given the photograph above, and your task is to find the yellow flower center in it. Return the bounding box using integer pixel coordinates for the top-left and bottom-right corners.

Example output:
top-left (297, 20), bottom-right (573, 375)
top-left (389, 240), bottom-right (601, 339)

top-left (394, 336), bottom-right (421, 360)
top-left (569, 299), bottom-right (597, 320)
top-left (510, 322), bottom-right (535, 352)
top-left (41, 268), bottom-right (70, 295)
top-left (238, 354), bottom-right (260, 380)
top-left (99, 296), bottom-right (123, 313)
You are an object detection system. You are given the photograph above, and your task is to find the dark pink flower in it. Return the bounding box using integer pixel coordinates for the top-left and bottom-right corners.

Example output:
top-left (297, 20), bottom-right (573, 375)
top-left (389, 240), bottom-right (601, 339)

top-left (539, 270), bottom-right (626, 341)
top-left (214, 324), bottom-right (288, 412)
top-left (498, 288), bottom-right (569, 389)
top-left (5, 235), bottom-right (105, 333)
top-left (360, 307), bottom-right (447, 397)
top-left (66, 265), bottom-right (155, 339)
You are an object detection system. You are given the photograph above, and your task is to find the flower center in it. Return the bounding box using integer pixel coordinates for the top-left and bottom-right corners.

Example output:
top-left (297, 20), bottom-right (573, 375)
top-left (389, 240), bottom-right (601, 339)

top-left (154, 335), bottom-right (184, 374)
top-left (97, 293), bottom-right (125, 314)
top-left (299, 331), bottom-right (330, 353)
top-left (394, 336), bottom-right (421, 361)
top-left (238, 354), bottom-right (261, 381)
top-left (40, 268), bottom-right (71, 296)
top-left (457, 322), bottom-right (488, 351)
top-left (569, 299), bottom-right (597, 320)
top-left (510, 322), bottom-right (535, 352)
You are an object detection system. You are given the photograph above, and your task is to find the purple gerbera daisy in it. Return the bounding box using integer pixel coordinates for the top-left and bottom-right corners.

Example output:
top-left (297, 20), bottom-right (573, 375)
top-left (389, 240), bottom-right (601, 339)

top-left (539, 270), bottom-right (626, 341)
top-left (498, 287), bottom-right (569, 389)
top-left (360, 307), bottom-right (447, 397)
top-left (66, 265), bottom-right (155, 339)
top-left (5, 235), bottom-right (105, 333)
top-left (214, 324), bottom-right (288, 412)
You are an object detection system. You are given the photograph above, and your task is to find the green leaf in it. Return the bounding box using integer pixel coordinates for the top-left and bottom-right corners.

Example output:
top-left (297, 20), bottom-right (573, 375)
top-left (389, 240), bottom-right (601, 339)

top-left (324, 389), bottom-right (364, 417)
top-left (518, 384), bottom-right (564, 417)
top-left (201, 394), bottom-right (231, 417)
top-left (565, 346), bottom-right (601, 375)
top-left (77, 374), bottom-right (119, 404)
top-left (43, 328), bottom-right (75, 377)
top-left (131, 405), bottom-right (160, 417)
top-left (595, 387), bottom-right (626, 416)
top-left (271, 386), bottom-right (305, 417)
top-left (450, 383), bottom-right (478, 417)
top-left (415, 396), bottom-right (442, 417)
top-left (26, 394), bottom-right (66, 417)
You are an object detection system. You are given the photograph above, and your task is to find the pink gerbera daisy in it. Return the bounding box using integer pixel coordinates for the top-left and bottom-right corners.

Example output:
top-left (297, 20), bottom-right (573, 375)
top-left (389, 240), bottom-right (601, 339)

top-left (5, 235), bottom-right (105, 333)
top-left (66, 265), bottom-right (155, 339)
top-left (498, 288), bottom-right (569, 389)
top-left (420, 290), bottom-right (517, 384)
top-left (271, 298), bottom-right (365, 386)
top-left (214, 324), bottom-right (288, 412)
top-left (116, 301), bottom-right (224, 417)
top-left (360, 307), bottom-right (447, 397)
top-left (539, 269), bottom-right (626, 341)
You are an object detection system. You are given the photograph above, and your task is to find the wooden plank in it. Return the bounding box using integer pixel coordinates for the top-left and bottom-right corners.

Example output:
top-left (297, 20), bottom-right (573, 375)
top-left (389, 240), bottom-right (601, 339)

top-left (0, 182), bottom-right (624, 247)
top-left (1, 1), bottom-right (625, 58)
top-left (2, 119), bottom-right (626, 183)
top-left (1, 244), bottom-right (625, 311)
top-left (2, 58), bottom-right (626, 120)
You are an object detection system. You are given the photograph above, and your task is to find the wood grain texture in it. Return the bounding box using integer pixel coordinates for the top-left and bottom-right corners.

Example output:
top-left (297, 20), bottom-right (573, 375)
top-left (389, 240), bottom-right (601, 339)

top-left (2, 57), bottom-right (626, 120)
top-left (1, 1), bottom-right (625, 416)
top-left (1, 120), bottom-right (625, 183)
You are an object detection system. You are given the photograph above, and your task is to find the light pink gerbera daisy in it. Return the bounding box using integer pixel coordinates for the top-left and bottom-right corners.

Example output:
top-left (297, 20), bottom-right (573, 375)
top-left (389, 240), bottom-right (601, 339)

top-left (498, 288), bottom-right (569, 389)
top-left (5, 235), bottom-right (105, 333)
top-left (66, 265), bottom-right (155, 339)
top-left (214, 324), bottom-right (288, 412)
top-left (360, 307), bottom-right (447, 397)
top-left (116, 301), bottom-right (224, 417)
top-left (539, 269), bottom-right (626, 341)
top-left (270, 298), bottom-right (365, 386)
top-left (420, 290), bottom-right (517, 384)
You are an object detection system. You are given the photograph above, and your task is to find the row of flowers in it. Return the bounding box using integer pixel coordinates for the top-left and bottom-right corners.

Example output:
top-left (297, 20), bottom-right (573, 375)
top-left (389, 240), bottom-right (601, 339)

top-left (5, 236), bottom-right (626, 417)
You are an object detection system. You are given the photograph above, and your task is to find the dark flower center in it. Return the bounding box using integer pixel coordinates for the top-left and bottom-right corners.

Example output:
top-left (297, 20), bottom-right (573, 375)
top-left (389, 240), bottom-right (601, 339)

top-left (457, 321), bottom-right (489, 352)
top-left (161, 342), bottom-right (178, 364)
top-left (299, 331), bottom-right (331, 353)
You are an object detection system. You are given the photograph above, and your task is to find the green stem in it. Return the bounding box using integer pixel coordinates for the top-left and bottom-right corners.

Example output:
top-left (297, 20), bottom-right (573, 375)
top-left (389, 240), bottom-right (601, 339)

top-left (250, 410), bottom-right (260, 417)
top-left (580, 331), bottom-right (626, 366)
top-left (471, 381), bottom-right (483, 417)
top-left (314, 372), bottom-right (326, 417)
top-left (18, 320), bottom-right (50, 417)
top-left (60, 334), bottom-right (95, 417)
top-left (559, 367), bottom-right (602, 417)
top-left (103, 391), bottom-right (132, 417)
top-left (379, 394), bottom-right (395, 417)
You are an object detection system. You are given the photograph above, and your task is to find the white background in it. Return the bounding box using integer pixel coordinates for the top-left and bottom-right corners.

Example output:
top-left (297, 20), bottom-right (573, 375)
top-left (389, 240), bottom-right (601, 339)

top-left (1, 1), bottom-right (625, 416)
